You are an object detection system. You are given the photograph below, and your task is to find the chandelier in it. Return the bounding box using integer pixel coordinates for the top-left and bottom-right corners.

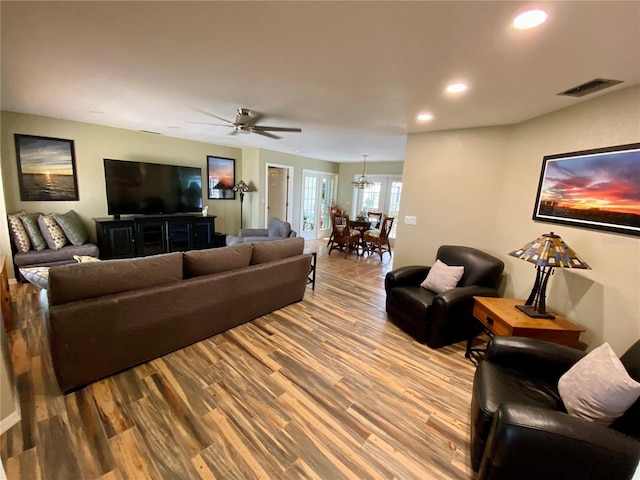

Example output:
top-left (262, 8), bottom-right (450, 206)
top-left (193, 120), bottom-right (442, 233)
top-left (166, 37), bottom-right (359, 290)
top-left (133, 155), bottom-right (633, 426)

top-left (352, 154), bottom-right (374, 189)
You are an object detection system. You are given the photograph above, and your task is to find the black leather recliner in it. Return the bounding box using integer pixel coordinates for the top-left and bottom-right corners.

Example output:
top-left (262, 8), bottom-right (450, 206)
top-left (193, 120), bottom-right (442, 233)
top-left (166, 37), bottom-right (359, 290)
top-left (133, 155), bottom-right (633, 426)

top-left (384, 245), bottom-right (504, 348)
top-left (471, 336), bottom-right (640, 480)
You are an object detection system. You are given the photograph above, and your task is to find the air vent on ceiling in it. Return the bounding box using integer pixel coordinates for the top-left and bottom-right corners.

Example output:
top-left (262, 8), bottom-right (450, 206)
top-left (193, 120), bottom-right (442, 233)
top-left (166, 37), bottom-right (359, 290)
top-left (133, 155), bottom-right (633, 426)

top-left (557, 78), bottom-right (623, 98)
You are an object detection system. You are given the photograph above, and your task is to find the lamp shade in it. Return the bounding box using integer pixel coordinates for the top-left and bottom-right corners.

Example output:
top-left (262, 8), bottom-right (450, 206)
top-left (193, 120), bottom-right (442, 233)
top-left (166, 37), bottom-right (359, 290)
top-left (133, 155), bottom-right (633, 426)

top-left (509, 232), bottom-right (591, 270)
top-left (232, 180), bottom-right (251, 193)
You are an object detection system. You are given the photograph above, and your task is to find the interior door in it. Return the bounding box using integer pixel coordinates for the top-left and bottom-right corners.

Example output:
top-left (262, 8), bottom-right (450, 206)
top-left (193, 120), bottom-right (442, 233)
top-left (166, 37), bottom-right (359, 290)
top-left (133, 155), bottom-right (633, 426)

top-left (267, 167), bottom-right (288, 222)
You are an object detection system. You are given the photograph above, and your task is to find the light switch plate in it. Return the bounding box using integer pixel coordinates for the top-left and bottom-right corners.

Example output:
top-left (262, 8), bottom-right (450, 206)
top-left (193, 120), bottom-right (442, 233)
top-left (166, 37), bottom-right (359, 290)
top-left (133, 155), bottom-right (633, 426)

top-left (404, 215), bottom-right (417, 225)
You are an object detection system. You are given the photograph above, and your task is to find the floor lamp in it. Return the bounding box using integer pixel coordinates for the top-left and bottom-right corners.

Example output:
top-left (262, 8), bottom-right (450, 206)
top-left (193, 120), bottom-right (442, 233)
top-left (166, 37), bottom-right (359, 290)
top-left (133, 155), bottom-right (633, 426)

top-left (232, 180), bottom-right (252, 229)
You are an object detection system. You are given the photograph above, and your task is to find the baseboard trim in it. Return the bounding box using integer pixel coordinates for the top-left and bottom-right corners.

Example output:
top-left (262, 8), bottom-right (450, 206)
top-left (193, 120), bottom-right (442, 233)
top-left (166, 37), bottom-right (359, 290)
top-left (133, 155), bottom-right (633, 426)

top-left (0, 388), bottom-right (21, 435)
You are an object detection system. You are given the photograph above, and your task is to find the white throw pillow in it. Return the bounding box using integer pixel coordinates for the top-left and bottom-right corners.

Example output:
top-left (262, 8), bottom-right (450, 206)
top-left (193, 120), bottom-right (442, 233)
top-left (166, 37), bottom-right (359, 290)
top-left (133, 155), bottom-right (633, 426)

top-left (558, 342), bottom-right (640, 426)
top-left (420, 259), bottom-right (464, 293)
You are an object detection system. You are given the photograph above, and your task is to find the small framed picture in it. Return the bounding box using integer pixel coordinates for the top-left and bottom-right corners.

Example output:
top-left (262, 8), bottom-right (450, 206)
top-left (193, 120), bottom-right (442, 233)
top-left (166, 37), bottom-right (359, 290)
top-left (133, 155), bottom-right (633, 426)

top-left (207, 156), bottom-right (235, 199)
top-left (14, 134), bottom-right (79, 201)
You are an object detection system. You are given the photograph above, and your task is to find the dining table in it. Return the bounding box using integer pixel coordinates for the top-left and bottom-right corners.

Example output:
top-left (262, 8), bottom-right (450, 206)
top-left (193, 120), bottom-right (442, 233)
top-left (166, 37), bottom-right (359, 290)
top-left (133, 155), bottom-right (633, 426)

top-left (349, 219), bottom-right (373, 254)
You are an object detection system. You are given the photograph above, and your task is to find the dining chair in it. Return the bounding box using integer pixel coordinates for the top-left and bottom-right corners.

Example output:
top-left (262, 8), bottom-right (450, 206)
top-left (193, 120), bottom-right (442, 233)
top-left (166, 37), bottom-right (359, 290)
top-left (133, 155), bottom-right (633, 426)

top-left (328, 213), bottom-right (361, 258)
top-left (366, 212), bottom-right (383, 229)
top-left (364, 216), bottom-right (394, 260)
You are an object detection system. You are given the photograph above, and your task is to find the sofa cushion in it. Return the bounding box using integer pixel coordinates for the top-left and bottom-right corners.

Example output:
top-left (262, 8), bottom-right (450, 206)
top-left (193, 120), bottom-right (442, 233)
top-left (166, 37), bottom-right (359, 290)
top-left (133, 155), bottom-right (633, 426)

top-left (20, 213), bottom-right (47, 251)
top-left (183, 243), bottom-right (253, 278)
top-left (13, 243), bottom-right (100, 268)
top-left (8, 211), bottom-right (31, 253)
top-left (250, 237), bottom-right (304, 265)
top-left (558, 342), bottom-right (640, 426)
top-left (48, 252), bottom-right (183, 305)
top-left (38, 214), bottom-right (68, 250)
top-left (54, 210), bottom-right (89, 246)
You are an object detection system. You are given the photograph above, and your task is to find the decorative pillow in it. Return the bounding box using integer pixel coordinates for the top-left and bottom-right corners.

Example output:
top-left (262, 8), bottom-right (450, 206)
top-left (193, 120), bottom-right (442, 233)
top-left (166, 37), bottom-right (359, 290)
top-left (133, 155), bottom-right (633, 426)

top-left (420, 259), bottom-right (464, 293)
top-left (8, 211), bottom-right (31, 253)
top-left (19, 212), bottom-right (47, 251)
top-left (54, 210), bottom-right (89, 246)
top-left (38, 214), bottom-right (68, 250)
top-left (19, 266), bottom-right (49, 290)
top-left (74, 255), bottom-right (101, 263)
top-left (558, 342), bottom-right (640, 426)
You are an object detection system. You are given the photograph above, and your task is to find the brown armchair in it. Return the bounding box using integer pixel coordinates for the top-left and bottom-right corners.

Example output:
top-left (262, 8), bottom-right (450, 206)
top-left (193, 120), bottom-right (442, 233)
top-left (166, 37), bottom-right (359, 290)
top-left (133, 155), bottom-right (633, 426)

top-left (385, 245), bottom-right (504, 348)
top-left (328, 214), bottom-right (361, 258)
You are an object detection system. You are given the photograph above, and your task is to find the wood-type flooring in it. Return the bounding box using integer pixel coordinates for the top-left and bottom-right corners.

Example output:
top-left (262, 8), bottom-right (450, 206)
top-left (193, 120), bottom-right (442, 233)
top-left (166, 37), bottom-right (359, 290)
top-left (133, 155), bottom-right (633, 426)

top-left (1, 240), bottom-right (477, 479)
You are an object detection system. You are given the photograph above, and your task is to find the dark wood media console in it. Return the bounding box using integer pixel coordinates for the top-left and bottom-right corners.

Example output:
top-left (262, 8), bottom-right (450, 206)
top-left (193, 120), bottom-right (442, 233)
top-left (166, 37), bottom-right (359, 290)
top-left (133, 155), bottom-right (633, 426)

top-left (94, 215), bottom-right (217, 260)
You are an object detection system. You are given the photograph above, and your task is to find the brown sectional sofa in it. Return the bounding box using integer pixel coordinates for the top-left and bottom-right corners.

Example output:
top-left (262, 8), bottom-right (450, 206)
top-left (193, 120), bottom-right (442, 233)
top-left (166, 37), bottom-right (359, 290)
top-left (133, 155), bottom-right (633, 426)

top-left (45, 237), bottom-right (312, 392)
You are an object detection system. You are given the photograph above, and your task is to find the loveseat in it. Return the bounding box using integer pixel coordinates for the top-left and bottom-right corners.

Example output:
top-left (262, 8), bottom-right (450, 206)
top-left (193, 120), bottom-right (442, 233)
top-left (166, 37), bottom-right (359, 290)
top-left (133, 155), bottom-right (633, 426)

top-left (8, 210), bottom-right (99, 279)
top-left (226, 217), bottom-right (296, 246)
top-left (44, 237), bottom-right (311, 392)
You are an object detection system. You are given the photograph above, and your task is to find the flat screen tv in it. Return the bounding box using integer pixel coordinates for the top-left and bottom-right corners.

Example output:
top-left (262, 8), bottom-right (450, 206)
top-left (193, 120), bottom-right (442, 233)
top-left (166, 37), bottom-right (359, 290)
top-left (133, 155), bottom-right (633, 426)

top-left (104, 159), bottom-right (203, 216)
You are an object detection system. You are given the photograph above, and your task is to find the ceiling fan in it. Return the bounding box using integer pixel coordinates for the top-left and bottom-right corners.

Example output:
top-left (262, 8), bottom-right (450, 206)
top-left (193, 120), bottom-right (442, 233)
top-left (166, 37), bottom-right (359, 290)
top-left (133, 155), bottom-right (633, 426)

top-left (195, 107), bottom-right (302, 139)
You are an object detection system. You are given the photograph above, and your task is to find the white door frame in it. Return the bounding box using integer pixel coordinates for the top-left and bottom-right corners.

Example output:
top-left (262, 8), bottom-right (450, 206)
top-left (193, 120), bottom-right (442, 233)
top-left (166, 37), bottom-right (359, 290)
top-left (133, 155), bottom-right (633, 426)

top-left (264, 163), bottom-right (294, 228)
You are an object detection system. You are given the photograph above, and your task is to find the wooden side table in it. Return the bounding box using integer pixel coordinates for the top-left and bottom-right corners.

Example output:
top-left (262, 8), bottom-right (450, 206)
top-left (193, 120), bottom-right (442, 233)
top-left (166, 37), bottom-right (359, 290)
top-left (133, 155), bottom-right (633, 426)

top-left (467, 297), bottom-right (585, 360)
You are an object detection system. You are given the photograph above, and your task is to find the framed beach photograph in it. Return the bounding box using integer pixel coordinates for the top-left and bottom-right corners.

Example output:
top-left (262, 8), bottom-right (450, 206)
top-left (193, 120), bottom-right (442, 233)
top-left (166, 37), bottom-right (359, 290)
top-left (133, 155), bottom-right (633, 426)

top-left (14, 134), bottom-right (79, 201)
top-left (207, 156), bottom-right (235, 199)
top-left (532, 142), bottom-right (640, 237)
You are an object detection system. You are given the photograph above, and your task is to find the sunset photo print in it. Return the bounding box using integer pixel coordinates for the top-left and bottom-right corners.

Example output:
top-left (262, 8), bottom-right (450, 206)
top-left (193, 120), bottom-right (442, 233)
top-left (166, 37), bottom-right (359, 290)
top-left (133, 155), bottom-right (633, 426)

top-left (533, 143), bottom-right (640, 236)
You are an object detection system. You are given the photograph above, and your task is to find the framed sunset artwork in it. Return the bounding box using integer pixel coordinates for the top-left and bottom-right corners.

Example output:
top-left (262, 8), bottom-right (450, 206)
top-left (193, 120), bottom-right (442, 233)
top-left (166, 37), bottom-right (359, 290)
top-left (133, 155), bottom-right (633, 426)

top-left (206, 156), bottom-right (235, 199)
top-left (14, 134), bottom-right (79, 201)
top-left (532, 143), bottom-right (640, 237)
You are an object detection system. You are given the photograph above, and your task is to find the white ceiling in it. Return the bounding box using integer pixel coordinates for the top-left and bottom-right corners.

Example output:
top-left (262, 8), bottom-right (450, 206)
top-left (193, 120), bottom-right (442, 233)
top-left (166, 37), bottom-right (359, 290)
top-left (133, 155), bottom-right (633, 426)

top-left (2, 1), bottom-right (639, 163)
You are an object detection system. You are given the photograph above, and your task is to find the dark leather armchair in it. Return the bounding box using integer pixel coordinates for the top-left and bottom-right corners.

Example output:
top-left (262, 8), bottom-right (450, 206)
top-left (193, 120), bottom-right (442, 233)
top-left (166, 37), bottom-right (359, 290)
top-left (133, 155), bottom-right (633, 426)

top-left (384, 245), bottom-right (504, 348)
top-left (471, 336), bottom-right (640, 479)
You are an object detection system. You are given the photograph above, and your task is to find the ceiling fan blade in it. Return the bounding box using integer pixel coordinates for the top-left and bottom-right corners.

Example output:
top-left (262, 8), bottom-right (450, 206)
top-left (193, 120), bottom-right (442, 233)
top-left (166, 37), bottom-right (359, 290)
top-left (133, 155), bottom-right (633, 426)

top-left (188, 121), bottom-right (231, 127)
top-left (228, 129), bottom-right (239, 136)
top-left (252, 126), bottom-right (302, 133)
top-left (193, 108), bottom-right (234, 125)
top-left (252, 129), bottom-right (281, 139)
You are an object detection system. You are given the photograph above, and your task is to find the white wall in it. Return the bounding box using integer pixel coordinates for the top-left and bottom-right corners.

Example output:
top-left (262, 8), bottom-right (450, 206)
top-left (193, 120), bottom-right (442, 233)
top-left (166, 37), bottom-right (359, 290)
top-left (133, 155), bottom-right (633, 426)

top-left (396, 85), bottom-right (640, 355)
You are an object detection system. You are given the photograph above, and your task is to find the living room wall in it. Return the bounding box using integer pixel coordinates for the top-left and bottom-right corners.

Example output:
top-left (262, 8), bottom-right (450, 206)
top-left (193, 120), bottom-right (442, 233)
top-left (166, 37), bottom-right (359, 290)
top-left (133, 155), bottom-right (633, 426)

top-left (0, 111), bottom-right (243, 241)
top-left (396, 85), bottom-right (640, 355)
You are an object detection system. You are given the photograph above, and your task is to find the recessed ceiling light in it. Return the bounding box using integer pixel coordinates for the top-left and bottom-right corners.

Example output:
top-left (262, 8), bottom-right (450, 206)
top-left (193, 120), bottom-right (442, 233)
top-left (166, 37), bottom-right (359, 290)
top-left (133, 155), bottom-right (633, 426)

top-left (446, 83), bottom-right (468, 94)
top-left (417, 113), bottom-right (433, 122)
top-left (90, 110), bottom-right (105, 115)
top-left (513, 9), bottom-right (548, 29)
